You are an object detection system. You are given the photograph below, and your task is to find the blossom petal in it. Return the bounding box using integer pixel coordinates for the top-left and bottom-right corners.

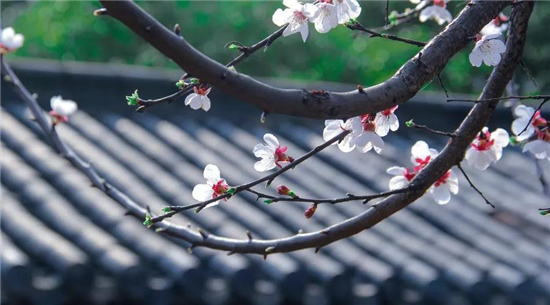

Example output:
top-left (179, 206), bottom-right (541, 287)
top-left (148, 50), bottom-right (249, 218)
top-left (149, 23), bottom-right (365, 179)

top-left (387, 166), bottom-right (406, 176)
top-left (201, 96), bottom-right (211, 112)
top-left (283, 0), bottom-right (302, 11)
top-left (263, 133), bottom-right (279, 149)
top-left (469, 49), bottom-right (483, 67)
top-left (203, 164), bottom-right (221, 184)
top-left (299, 23), bottom-right (309, 42)
top-left (273, 8), bottom-right (291, 27)
top-left (337, 133), bottom-right (356, 153)
top-left (389, 176), bottom-right (409, 190)
top-left (192, 184), bottom-right (214, 202)
top-left (431, 184), bottom-right (451, 205)
top-left (491, 128), bottom-right (509, 148)
top-left (253, 144), bottom-right (275, 158)
top-left (323, 120), bottom-right (344, 143)
top-left (514, 105), bottom-right (535, 118)
top-left (254, 157), bottom-right (277, 172)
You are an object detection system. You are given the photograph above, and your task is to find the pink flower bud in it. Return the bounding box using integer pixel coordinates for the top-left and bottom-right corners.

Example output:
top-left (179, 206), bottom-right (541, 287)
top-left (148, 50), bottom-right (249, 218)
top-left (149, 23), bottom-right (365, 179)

top-left (277, 185), bottom-right (290, 195)
top-left (304, 204), bottom-right (317, 219)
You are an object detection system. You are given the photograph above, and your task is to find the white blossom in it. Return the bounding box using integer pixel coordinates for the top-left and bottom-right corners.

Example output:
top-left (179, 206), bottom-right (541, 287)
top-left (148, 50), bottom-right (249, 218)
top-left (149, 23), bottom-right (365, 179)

top-left (0, 27), bottom-right (24, 54)
top-left (311, 1), bottom-right (339, 34)
top-left (419, 0), bottom-right (452, 25)
top-left (253, 133), bottom-right (293, 172)
top-left (511, 105), bottom-right (546, 141)
top-left (334, 0), bottom-right (361, 24)
top-left (272, 0), bottom-right (318, 42)
top-left (49, 96), bottom-right (78, 124)
top-left (192, 164), bottom-right (229, 209)
top-left (323, 117), bottom-right (362, 153)
top-left (185, 86), bottom-right (212, 111)
top-left (469, 33), bottom-right (506, 67)
top-left (410, 140), bottom-right (439, 170)
top-left (465, 127), bottom-right (509, 170)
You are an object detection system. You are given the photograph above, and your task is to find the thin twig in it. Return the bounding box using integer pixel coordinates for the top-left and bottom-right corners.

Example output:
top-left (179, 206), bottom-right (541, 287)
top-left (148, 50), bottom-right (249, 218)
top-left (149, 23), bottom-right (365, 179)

top-left (406, 120), bottom-right (457, 137)
top-left (447, 94), bottom-right (550, 103)
top-left (246, 188), bottom-right (410, 205)
top-left (457, 163), bottom-right (495, 208)
top-left (347, 21), bottom-right (426, 47)
top-left (150, 130), bottom-right (351, 223)
top-left (437, 74), bottom-right (449, 98)
top-left (134, 25), bottom-right (288, 111)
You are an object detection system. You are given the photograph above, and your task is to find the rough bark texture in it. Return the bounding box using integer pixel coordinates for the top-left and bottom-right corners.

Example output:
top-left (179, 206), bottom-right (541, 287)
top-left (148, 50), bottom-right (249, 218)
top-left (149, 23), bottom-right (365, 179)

top-left (99, 1), bottom-right (509, 119)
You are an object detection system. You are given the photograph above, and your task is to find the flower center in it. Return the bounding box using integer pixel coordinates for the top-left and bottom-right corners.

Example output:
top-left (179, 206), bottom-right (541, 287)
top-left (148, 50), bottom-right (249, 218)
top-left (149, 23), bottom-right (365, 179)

top-left (404, 168), bottom-right (416, 181)
top-left (274, 146), bottom-right (293, 168)
top-left (434, 171), bottom-right (451, 187)
top-left (361, 114), bottom-right (377, 132)
top-left (472, 131), bottom-right (494, 151)
top-left (434, 0), bottom-right (446, 8)
top-left (414, 156), bottom-right (431, 172)
top-left (292, 11), bottom-right (307, 23)
top-left (194, 85), bottom-right (209, 96)
top-left (212, 179), bottom-right (229, 197)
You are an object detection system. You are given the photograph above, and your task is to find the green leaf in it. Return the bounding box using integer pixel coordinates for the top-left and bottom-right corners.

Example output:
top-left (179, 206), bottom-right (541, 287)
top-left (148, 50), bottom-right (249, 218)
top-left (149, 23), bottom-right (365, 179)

top-left (126, 89), bottom-right (139, 106)
top-left (143, 213), bottom-right (153, 227)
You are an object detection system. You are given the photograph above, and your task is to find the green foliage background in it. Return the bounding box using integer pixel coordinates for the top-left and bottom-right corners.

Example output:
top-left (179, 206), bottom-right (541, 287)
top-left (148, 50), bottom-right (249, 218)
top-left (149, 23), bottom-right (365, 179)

top-left (2, 1), bottom-right (548, 94)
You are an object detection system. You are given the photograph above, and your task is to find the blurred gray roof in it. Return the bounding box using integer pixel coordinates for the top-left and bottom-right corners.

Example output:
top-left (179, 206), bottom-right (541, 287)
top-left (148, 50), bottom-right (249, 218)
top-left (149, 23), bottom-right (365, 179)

top-left (1, 59), bottom-right (550, 305)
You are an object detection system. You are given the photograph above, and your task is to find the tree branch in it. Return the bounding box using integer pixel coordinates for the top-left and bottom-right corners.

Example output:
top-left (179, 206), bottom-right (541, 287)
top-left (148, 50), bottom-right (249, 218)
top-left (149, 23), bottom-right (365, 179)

top-left (150, 129), bottom-right (350, 223)
top-left (346, 21), bottom-right (426, 47)
top-left (457, 163), bottom-right (495, 208)
top-left (99, 0), bottom-right (509, 119)
top-left (2, 1), bottom-right (532, 256)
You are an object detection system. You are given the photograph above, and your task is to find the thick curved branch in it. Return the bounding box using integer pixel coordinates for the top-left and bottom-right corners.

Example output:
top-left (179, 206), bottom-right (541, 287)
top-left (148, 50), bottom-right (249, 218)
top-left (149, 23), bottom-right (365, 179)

top-left (99, 1), bottom-right (509, 119)
top-left (3, 1), bottom-right (532, 256)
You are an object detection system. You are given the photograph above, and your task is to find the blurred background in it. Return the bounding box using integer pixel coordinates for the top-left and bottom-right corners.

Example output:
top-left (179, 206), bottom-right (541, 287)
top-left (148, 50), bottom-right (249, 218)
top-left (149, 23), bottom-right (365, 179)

top-left (1, 1), bottom-right (550, 305)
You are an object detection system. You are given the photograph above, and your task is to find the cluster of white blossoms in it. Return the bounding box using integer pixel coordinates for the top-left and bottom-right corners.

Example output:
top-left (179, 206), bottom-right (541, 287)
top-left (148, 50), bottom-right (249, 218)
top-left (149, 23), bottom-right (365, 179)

top-left (272, 0), bottom-right (361, 42)
top-left (387, 141), bottom-right (459, 204)
top-left (512, 105), bottom-right (550, 161)
top-left (323, 106), bottom-right (399, 154)
top-left (0, 27), bottom-right (24, 54)
top-left (464, 127), bottom-right (509, 170)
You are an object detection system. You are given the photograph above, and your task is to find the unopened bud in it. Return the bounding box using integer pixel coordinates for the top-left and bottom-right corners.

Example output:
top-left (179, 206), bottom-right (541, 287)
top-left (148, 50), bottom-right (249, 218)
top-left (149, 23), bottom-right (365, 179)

top-left (540, 209), bottom-right (550, 216)
top-left (143, 213), bottom-right (153, 227)
top-left (162, 206), bottom-right (172, 213)
top-left (304, 204), bottom-right (317, 219)
top-left (277, 185), bottom-right (296, 198)
top-left (405, 119), bottom-right (414, 128)
top-left (264, 199), bottom-right (273, 205)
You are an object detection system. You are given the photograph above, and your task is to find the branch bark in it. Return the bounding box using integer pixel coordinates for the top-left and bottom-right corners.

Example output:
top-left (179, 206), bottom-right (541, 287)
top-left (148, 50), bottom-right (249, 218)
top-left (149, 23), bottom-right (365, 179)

top-left (99, 1), bottom-right (509, 119)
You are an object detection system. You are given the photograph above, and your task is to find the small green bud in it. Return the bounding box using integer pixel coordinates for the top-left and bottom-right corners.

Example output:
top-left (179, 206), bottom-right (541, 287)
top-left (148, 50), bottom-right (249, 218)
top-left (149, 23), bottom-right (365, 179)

top-left (143, 213), bottom-right (153, 227)
top-left (126, 90), bottom-right (139, 106)
top-left (288, 191), bottom-right (296, 198)
top-left (540, 209), bottom-right (550, 216)
top-left (227, 43), bottom-right (239, 50)
top-left (388, 11), bottom-right (399, 25)
top-left (189, 78), bottom-right (200, 85)
top-left (176, 80), bottom-right (186, 89)
top-left (509, 137), bottom-right (519, 146)
top-left (227, 187), bottom-right (236, 194)
top-left (162, 206), bottom-right (172, 213)
top-left (405, 119), bottom-right (414, 128)
top-left (264, 199), bottom-right (273, 205)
